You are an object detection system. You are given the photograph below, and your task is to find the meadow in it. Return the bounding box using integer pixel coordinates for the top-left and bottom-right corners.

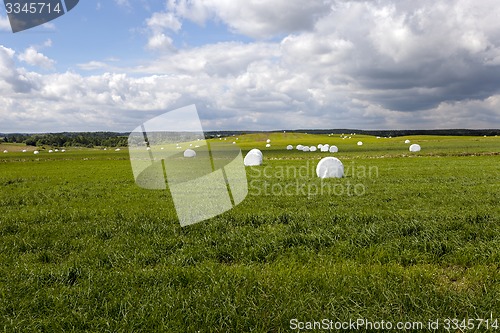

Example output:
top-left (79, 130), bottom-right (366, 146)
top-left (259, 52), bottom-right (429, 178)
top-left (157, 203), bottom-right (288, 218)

top-left (0, 134), bottom-right (499, 332)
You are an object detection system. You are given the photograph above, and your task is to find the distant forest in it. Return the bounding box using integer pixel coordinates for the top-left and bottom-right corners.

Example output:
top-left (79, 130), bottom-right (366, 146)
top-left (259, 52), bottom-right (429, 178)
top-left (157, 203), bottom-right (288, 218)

top-left (0, 132), bottom-right (129, 148)
top-left (0, 129), bottom-right (497, 148)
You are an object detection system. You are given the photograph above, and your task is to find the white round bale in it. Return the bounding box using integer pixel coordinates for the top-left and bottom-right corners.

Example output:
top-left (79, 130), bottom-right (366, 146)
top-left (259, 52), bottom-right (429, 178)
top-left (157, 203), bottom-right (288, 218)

top-left (329, 145), bottom-right (338, 153)
top-left (405, 139), bottom-right (411, 144)
top-left (184, 149), bottom-right (196, 158)
top-left (266, 139), bottom-right (271, 143)
top-left (286, 145), bottom-right (293, 150)
top-left (244, 150), bottom-right (263, 166)
top-left (34, 151), bottom-right (39, 155)
top-left (296, 144), bottom-right (304, 150)
top-left (302, 146), bottom-right (310, 152)
top-left (409, 144), bottom-right (421, 152)
top-left (357, 141), bottom-right (363, 146)
top-left (316, 157), bottom-right (344, 179)
top-left (320, 145), bottom-right (329, 152)
top-left (310, 146), bottom-right (317, 152)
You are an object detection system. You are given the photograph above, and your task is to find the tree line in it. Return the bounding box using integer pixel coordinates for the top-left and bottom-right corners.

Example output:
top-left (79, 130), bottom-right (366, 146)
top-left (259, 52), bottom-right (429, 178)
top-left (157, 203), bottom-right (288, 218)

top-left (1, 132), bottom-right (129, 148)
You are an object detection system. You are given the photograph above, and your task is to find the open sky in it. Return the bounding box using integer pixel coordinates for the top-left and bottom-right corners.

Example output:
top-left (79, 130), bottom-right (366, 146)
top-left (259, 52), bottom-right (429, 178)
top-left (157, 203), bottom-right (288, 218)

top-left (1, 0), bottom-right (500, 132)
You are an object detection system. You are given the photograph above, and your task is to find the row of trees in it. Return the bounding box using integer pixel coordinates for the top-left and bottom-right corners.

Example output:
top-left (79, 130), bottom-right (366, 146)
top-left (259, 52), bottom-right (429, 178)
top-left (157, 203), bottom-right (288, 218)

top-left (1, 132), bottom-right (129, 148)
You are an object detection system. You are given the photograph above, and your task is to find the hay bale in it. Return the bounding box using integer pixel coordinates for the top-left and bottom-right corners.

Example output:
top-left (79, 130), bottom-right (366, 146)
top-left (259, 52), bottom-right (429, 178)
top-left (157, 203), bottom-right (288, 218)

top-left (286, 145), bottom-right (293, 150)
top-left (357, 141), bottom-right (363, 146)
top-left (409, 144), bottom-right (421, 152)
top-left (244, 149), bottom-right (263, 166)
top-left (310, 146), bottom-right (317, 152)
top-left (405, 139), bottom-right (411, 144)
top-left (316, 157), bottom-right (344, 179)
top-left (183, 149), bottom-right (196, 158)
top-left (329, 145), bottom-right (338, 153)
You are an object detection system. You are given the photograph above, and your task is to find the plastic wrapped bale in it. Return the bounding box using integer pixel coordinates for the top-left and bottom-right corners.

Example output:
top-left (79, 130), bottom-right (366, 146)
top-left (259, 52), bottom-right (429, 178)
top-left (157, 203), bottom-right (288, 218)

top-left (296, 145), bottom-right (304, 151)
top-left (310, 146), bottom-right (317, 152)
top-left (34, 151), bottom-right (39, 155)
top-left (265, 143), bottom-right (271, 148)
top-left (266, 139), bottom-right (271, 143)
top-left (357, 141), bottom-right (363, 146)
top-left (316, 157), bottom-right (344, 179)
top-left (302, 146), bottom-right (310, 152)
top-left (329, 145), bottom-right (338, 153)
top-left (286, 145), bottom-right (293, 150)
top-left (244, 149), bottom-right (263, 166)
top-left (248, 148), bottom-right (263, 158)
top-left (320, 145), bottom-right (329, 152)
top-left (318, 144), bottom-right (323, 149)
top-left (184, 149), bottom-right (196, 158)
top-left (409, 144), bottom-right (421, 152)
top-left (405, 139), bottom-right (411, 144)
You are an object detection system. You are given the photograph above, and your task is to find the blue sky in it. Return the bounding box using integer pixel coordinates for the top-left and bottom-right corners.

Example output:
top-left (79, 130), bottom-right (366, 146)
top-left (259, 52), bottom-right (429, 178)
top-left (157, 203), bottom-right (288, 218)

top-left (1, 0), bottom-right (500, 132)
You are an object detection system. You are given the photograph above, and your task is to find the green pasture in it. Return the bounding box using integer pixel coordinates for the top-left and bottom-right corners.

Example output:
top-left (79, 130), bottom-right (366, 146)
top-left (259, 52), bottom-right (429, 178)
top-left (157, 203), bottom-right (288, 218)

top-left (0, 134), bottom-right (499, 332)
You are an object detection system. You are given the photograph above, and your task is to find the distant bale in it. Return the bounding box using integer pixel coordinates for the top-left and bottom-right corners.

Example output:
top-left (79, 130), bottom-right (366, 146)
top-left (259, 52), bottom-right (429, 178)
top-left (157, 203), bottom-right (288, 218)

top-left (318, 144), bottom-right (323, 149)
top-left (184, 149), bottom-right (196, 158)
top-left (357, 141), bottom-right (363, 146)
top-left (34, 151), bottom-right (39, 155)
top-left (320, 145), bottom-right (329, 152)
top-left (3, 150), bottom-right (7, 153)
top-left (48, 150), bottom-right (53, 153)
top-left (286, 145), bottom-right (293, 150)
top-left (266, 139), bottom-right (271, 143)
top-left (329, 145), bottom-right (338, 153)
top-left (409, 144), bottom-right (421, 152)
top-left (296, 144), bottom-right (304, 151)
top-left (405, 139), bottom-right (411, 144)
top-left (302, 146), bottom-right (310, 152)
top-left (266, 143), bottom-right (271, 148)
top-left (115, 148), bottom-right (121, 151)
top-left (316, 157), bottom-right (344, 179)
top-left (244, 149), bottom-right (263, 166)
top-left (310, 146), bottom-right (317, 152)
top-left (22, 150), bottom-right (27, 153)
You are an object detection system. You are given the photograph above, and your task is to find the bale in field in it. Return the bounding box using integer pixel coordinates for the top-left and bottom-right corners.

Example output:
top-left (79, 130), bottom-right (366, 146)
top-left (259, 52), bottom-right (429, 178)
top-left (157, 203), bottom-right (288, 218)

top-left (115, 148), bottom-right (121, 151)
top-left (266, 143), bottom-right (271, 148)
top-left (266, 139), bottom-right (271, 143)
top-left (409, 144), bottom-right (421, 152)
top-left (405, 139), bottom-right (411, 144)
top-left (320, 145), bottom-right (329, 152)
top-left (49, 150), bottom-right (53, 153)
top-left (286, 145), bottom-right (293, 150)
top-left (329, 145), bottom-right (338, 153)
top-left (3, 150), bottom-right (7, 153)
top-left (302, 146), bottom-right (310, 152)
top-left (310, 146), bottom-right (317, 152)
top-left (244, 149), bottom-right (263, 166)
top-left (184, 149), bottom-right (196, 158)
top-left (296, 144), bottom-right (304, 150)
top-left (316, 157), bottom-right (344, 179)
top-left (357, 141), bottom-right (363, 146)
top-left (34, 151), bottom-right (39, 155)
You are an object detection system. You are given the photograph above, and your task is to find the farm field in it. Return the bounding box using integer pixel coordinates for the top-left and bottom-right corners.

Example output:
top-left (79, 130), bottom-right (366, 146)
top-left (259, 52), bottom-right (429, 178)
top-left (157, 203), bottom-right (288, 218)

top-left (0, 134), bottom-right (499, 332)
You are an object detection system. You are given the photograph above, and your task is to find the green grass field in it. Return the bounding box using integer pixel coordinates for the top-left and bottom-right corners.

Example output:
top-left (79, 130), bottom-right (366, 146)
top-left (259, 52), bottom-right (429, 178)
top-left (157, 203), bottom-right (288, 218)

top-left (0, 134), bottom-right (499, 332)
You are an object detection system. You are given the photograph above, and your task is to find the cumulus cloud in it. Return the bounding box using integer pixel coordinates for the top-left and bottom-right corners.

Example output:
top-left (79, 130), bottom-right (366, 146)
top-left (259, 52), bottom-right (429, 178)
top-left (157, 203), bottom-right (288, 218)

top-left (167, 0), bottom-right (331, 39)
top-left (1, 0), bottom-right (500, 132)
top-left (18, 46), bottom-right (55, 69)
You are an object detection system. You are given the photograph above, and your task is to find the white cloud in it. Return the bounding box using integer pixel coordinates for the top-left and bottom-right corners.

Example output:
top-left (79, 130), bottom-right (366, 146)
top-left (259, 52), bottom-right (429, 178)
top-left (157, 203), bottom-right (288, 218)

top-left (0, 15), bottom-right (10, 32)
top-left (147, 12), bottom-right (182, 33)
top-left (2, 0), bottom-right (500, 132)
top-left (168, 0), bottom-right (331, 39)
top-left (18, 47), bottom-right (55, 70)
